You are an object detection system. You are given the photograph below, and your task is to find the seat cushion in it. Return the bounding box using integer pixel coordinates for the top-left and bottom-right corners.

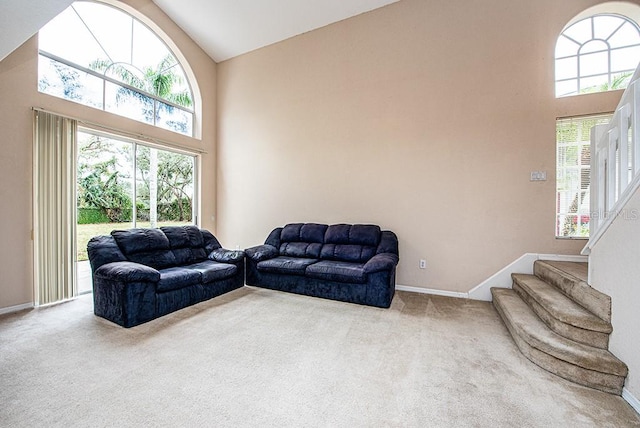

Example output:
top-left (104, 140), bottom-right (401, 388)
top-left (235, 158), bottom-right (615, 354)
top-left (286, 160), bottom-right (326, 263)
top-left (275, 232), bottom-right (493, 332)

top-left (187, 260), bottom-right (238, 283)
top-left (305, 260), bottom-right (367, 284)
top-left (157, 267), bottom-right (201, 292)
top-left (257, 257), bottom-right (318, 275)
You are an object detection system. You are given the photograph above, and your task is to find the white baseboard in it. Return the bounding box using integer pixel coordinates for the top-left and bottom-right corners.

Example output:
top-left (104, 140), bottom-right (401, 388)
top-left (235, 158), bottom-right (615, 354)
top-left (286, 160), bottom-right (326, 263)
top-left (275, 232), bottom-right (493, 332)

top-left (467, 253), bottom-right (588, 302)
top-left (623, 388), bottom-right (640, 415)
top-left (0, 302), bottom-right (33, 316)
top-left (395, 284), bottom-right (468, 299)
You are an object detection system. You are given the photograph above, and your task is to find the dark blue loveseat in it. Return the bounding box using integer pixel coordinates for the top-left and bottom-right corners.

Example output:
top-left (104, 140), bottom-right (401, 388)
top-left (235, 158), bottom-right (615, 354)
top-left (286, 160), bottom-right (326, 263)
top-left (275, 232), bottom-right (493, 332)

top-left (245, 223), bottom-right (399, 308)
top-left (87, 226), bottom-right (244, 327)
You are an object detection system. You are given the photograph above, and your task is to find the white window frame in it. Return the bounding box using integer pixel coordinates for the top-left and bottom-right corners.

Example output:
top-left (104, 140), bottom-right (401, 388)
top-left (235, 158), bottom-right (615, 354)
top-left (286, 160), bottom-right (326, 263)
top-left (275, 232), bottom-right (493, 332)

top-left (555, 14), bottom-right (640, 97)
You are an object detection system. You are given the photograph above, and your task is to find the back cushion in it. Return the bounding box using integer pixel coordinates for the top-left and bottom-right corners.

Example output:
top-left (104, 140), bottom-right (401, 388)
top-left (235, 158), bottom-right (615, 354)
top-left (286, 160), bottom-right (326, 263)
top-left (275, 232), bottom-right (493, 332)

top-left (324, 224), bottom-right (381, 246)
top-left (280, 223), bottom-right (327, 243)
top-left (111, 228), bottom-right (177, 269)
top-left (321, 224), bottom-right (381, 263)
top-left (279, 223), bottom-right (327, 257)
top-left (280, 242), bottom-right (322, 258)
top-left (161, 226), bottom-right (208, 265)
top-left (87, 235), bottom-right (127, 272)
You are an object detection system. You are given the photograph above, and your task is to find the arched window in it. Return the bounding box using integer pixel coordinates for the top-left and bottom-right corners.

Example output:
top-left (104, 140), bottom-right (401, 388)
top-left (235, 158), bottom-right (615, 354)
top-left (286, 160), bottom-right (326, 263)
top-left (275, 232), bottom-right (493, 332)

top-left (555, 14), bottom-right (640, 97)
top-left (38, 1), bottom-right (195, 136)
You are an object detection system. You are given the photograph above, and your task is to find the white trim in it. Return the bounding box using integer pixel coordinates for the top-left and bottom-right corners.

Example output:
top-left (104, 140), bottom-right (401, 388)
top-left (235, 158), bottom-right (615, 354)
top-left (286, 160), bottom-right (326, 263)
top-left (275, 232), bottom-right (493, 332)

top-left (395, 284), bottom-right (468, 299)
top-left (0, 302), bottom-right (33, 316)
top-left (623, 388), bottom-right (640, 415)
top-left (538, 253), bottom-right (588, 262)
top-left (467, 253), bottom-right (588, 301)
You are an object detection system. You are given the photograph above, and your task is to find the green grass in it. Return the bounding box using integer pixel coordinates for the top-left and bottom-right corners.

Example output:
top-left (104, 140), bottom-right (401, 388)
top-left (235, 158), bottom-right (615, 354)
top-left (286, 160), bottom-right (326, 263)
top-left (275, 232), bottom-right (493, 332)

top-left (77, 221), bottom-right (190, 261)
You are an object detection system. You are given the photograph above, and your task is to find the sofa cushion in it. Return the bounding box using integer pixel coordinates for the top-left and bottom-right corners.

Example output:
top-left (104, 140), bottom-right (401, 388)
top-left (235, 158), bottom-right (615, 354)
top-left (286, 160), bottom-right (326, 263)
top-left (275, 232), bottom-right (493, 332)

top-left (305, 261), bottom-right (367, 284)
top-left (94, 261), bottom-right (160, 283)
top-left (245, 244), bottom-right (278, 261)
top-left (161, 226), bottom-right (208, 265)
top-left (320, 244), bottom-right (377, 263)
top-left (320, 224), bottom-right (381, 263)
top-left (188, 260), bottom-right (238, 283)
top-left (324, 224), bottom-right (381, 246)
top-left (257, 257), bottom-right (318, 275)
top-left (209, 248), bottom-right (244, 264)
top-left (280, 242), bottom-right (322, 258)
top-left (201, 229), bottom-right (222, 253)
top-left (157, 267), bottom-right (201, 292)
top-left (87, 235), bottom-right (127, 272)
top-left (281, 223), bottom-right (327, 243)
top-left (112, 228), bottom-right (177, 270)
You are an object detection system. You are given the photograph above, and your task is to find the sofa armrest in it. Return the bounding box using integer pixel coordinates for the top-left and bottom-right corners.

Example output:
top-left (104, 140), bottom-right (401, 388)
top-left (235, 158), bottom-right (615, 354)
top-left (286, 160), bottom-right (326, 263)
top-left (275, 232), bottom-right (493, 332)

top-left (245, 244), bottom-right (278, 262)
top-left (363, 253), bottom-right (399, 274)
top-left (94, 261), bottom-right (160, 283)
top-left (209, 248), bottom-right (245, 263)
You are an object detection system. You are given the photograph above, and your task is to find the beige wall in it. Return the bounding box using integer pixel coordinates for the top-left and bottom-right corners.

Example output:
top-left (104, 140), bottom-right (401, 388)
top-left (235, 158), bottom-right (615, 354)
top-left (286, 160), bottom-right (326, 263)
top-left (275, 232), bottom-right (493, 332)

top-left (590, 187), bottom-right (640, 398)
top-left (0, 0), bottom-right (217, 309)
top-left (216, 0), bottom-right (626, 292)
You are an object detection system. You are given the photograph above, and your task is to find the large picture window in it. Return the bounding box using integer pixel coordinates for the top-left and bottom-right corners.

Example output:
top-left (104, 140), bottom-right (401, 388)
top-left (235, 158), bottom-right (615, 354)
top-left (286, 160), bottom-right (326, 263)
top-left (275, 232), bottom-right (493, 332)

top-left (38, 1), bottom-right (194, 136)
top-left (76, 129), bottom-right (198, 262)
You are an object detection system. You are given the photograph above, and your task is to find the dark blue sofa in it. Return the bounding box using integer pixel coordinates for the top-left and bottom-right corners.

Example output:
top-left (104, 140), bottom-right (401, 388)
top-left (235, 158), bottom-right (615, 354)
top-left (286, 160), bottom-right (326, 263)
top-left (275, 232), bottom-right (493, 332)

top-left (87, 226), bottom-right (244, 327)
top-left (245, 223), bottom-right (399, 308)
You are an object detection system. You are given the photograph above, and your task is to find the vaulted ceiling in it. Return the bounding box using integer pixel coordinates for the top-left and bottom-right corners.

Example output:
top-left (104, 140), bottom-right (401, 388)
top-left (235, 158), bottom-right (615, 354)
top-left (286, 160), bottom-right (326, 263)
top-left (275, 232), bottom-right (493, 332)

top-left (0, 0), bottom-right (400, 63)
top-left (150, 0), bottom-right (400, 62)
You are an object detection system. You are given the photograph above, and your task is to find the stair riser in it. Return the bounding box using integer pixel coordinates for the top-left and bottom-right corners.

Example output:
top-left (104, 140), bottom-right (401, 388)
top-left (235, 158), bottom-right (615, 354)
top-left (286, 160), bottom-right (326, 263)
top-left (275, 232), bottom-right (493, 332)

top-left (493, 295), bottom-right (624, 395)
top-left (534, 262), bottom-right (611, 322)
top-left (512, 282), bottom-right (610, 349)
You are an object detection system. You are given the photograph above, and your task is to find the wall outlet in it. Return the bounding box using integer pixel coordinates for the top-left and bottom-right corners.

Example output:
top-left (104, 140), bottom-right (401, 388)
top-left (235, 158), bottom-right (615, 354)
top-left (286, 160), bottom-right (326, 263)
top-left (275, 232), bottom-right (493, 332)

top-left (530, 171), bottom-right (547, 181)
top-left (419, 259), bottom-right (426, 269)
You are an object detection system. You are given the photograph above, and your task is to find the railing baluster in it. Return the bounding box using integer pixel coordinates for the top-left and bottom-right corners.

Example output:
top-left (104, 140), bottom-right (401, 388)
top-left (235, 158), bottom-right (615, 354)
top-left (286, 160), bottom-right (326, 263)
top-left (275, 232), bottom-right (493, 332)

top-left (619, 105), bottom-right (630, 191)
top-left (607, 128), bottom-right (618, 210)
top-left (634, 82), bottom-right (640, 176)
top-left (584, 65), bottom-right (640, 255)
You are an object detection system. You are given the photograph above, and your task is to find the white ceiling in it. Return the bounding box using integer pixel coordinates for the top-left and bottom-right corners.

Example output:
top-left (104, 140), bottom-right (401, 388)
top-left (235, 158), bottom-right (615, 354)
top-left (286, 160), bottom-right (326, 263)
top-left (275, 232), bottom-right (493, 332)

top-left (0, 0), bottom-right (399, 64)
top-left (151, 0), bottom-right (400, 62)
top-left (0, 0), bottom-right (74, 62)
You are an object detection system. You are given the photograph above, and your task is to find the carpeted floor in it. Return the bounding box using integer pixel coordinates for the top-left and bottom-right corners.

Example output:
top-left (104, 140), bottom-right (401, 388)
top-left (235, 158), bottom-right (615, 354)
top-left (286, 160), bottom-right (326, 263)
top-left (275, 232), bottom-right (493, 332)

top-left (1, 288), bottom-right (639, 427)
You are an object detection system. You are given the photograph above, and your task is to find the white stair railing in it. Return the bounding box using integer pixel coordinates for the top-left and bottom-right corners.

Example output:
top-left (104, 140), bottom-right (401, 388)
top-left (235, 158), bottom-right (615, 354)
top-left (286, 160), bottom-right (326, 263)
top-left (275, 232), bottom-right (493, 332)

top-left (583, 66), bottom-right (640, 255)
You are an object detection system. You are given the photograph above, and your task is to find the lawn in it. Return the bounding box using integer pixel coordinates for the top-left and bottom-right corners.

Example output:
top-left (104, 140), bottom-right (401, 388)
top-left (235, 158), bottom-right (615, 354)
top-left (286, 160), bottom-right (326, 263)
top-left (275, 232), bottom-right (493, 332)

top-left (77, 221), bottom-right (190, 261)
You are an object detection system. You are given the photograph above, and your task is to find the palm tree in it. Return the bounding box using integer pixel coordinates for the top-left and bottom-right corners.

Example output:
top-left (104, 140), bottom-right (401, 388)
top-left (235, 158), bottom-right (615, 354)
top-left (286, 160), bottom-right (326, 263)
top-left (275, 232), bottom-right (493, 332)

top-left (90, 55), bottom-right (192, 123)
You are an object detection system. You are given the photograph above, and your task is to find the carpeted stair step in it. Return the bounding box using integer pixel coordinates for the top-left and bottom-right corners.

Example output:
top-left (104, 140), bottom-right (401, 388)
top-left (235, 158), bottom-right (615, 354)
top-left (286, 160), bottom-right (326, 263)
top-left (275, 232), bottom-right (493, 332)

top-left (534, 260), bottom-right (611, 322)
top-left (491, 288), bottom-right (627, 395)
top-left (511, 273), bottom-right (611, 349)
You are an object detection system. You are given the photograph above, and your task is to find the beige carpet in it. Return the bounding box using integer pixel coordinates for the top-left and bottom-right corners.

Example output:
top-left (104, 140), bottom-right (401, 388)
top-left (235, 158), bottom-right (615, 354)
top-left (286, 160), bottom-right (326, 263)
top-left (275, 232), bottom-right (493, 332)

top-left (1, 288), bottom-right (639, 427)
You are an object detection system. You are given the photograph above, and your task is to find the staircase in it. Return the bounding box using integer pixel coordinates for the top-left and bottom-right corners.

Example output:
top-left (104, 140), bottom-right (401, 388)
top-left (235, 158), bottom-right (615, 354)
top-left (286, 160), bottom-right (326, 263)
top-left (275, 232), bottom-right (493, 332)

top-left (492, 260), bottom-right (628, 395)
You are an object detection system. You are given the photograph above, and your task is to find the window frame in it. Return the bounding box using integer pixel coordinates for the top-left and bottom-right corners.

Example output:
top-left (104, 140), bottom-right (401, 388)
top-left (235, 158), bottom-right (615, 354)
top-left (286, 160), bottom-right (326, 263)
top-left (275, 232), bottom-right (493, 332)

top-left (77, 126), bottom-right (200, 228)
top-left (555, 113), bottom-right (613, 239)
top-left (38, 0), bottom-right (195, 136)
top-left (555, 13), bottom-right (640, 97)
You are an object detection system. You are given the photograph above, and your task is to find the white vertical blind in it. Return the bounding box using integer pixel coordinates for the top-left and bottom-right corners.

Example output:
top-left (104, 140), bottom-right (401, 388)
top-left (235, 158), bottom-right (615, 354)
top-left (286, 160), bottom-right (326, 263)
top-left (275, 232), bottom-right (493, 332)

top-left (33, 110), bottom-right (77, 305)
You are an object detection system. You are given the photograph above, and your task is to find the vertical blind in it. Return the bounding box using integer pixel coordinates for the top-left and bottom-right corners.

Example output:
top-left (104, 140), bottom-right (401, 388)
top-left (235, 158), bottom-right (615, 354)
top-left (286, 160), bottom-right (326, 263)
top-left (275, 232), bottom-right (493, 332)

top-left (33, 110), bottom-right (77, 305)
